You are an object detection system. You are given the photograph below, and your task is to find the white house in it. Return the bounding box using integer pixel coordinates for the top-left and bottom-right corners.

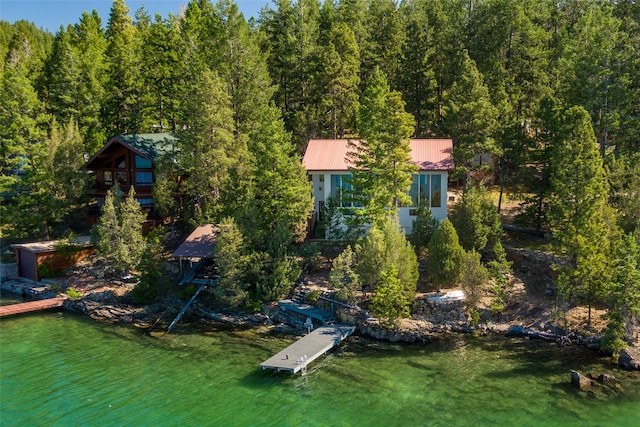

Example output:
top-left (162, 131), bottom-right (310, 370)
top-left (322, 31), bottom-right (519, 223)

top-left (302, 138), bottom-right (454, 235)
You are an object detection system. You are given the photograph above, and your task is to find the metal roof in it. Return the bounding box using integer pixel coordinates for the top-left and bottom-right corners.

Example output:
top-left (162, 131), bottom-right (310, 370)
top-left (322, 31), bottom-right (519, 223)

top-left (86, 133), bottom-right (178, 168)
top-left (171, 224), bottom-right (218, 259)
top-left (302, 138), bottom-right (454, 172)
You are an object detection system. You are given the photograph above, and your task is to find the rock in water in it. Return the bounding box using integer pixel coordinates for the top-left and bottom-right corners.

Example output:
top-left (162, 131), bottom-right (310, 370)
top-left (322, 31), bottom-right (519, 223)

top-left (619, 347), bottom-right (640, 370)
top-left (571, 370), bottom-right (593, 390)
top-left (598, 374), bottom-right (617, 383)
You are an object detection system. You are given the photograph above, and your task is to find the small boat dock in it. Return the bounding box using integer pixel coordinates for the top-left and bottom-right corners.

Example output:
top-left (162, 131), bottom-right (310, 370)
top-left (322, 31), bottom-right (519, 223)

top-left (0, 297), bottom-right (66, 318)
top-left (260, 324), bottom-right (355, 374)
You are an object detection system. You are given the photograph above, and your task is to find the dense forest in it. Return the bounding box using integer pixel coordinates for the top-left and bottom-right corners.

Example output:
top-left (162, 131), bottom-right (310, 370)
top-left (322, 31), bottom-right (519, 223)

top-left (1, 0), bottom-right (639, 350)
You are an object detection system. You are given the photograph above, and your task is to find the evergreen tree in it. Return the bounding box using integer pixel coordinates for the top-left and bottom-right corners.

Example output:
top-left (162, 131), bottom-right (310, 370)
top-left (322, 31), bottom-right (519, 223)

top-left (449, 184), bottom-right (502, 260)
top-left (214, 218), bottom-right (250, 309)
top-left (136, 12), bottom-right (184, 132)
top-left (428, 218), bottom-right (464, 290)
top-left (370, 265), bottom-right (411, 327)
top-left (132, 229), bottom-right (171, 304)
top-left (548, 106), bottom-right (616, 327)
top-left (318, 22), bottom-right (360, 138)
top-left (178, 68), bottom-right (236, 225)
top-left (442, 50), bottom-right (498, 181)
top-left (329, 245), bottom-right (360, 304)
top-left (607, 152), bottom-right (640, 234)
top-left (354, 215), bottom-right (418, 297)
top-left (397, 0), bottom-right (438, 137)
top-left (92, 184), bottom-right (146, 275)
top-left (361, 0), bottom-right (404, 86)
top-left (0, 30), bottom-right (49, 239)
top-left (349, 67), bottom-right (416, 226)
top-left (558, 2), bottom-right (623, 157)
top-left (103, 0), bottom-right (142, 134)
top-left (409, 197), bottom-right (439, 255)
top-left (243, 105), bottom-right (313, 245)
top-left (72, 10), bottom-right (107, 153)
top-left (602, 233), bottom-right (640, 355)
top-left (44, 26), bottom-right (81, 125)
top-left (260, 0), bottom-right (322, 149)
top-left (217, 0), bottom-right (275, 139)
top-left (460, 249), bottom-right (489, 307)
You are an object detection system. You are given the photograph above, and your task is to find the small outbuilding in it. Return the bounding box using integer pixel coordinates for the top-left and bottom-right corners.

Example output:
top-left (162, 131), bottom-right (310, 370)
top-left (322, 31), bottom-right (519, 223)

top-left (13, 236), bottom-right (94, 282)
top-left (171, 225), bottom-right (218, 283)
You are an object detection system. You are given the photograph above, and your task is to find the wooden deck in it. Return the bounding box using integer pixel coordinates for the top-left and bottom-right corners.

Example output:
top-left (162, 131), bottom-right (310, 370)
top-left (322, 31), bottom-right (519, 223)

top-left (260, 324), bottom-right (355, 374)
top-left (0, 297), bottom-right (66, 318)
top-left (278, 300), bottom-right (335, 325)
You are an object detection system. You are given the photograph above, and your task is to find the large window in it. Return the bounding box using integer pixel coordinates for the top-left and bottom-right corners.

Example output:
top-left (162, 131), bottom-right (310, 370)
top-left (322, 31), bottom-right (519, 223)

top-left (330, 174), bottom-right (353, 207)
top-left (430, 174), bottom-right (441, 207)
top-left (408, 173), bottom-right (442, 209)
top-left (409, 174), bottom-right (430, 206)
top-left (135, 155), bottom-right (152, 168)
top-left (135, 171), bottom-right (153, 186)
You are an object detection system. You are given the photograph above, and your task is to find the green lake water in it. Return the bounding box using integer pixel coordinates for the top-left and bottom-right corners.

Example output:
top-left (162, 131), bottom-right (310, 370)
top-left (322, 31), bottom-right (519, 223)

top-left (1, 306), bottom-right (639, 427)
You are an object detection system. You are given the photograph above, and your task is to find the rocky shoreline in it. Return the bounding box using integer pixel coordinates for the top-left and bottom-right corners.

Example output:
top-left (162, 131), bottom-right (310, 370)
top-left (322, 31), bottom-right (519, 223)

top-left (2, 261), bottom-right (639, 374)
top-left (60, 287), bottom-right (640, 374)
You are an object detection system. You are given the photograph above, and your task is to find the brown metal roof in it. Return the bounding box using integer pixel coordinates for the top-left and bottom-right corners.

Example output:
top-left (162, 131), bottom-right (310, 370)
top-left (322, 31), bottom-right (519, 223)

top-left (171, 224), bottom-right (218, 259)
top-left (302, 139), bottom-right (454, 171)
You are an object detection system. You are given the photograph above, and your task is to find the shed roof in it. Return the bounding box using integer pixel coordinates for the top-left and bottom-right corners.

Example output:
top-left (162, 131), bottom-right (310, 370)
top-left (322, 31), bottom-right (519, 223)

top-left (302, 139), bottom-right (454, 172)
top-left (86, 133), bottom-right (178, 169)
top-left (171, 224), bottom-right (218, 259)
top-left (12, 236), bottom-right (92, 254)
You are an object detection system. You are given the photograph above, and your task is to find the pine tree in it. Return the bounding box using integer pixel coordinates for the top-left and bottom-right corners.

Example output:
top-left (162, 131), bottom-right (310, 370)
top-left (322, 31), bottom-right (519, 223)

top-left (397, 0), bottom-right (438, 137)
top-left (449, 185), bottom-right (502, 260)
top-left (136, 12), bottom-right (184, 132)
top-left (329, 245), bottom-right (360, 304)
top-left (44, 26), bottom-right (81, 124)
top-left (103, 0), bottom-right (141, 134)
top-left (318, 22), bottom-right (360, 138)
top-left (354, 215), bottom-right (418, 296)
top-left (548, 106), bottom-right (616, 327)
top-left (243, 105), bottom-right (313, 245)
top-left (442, 50), bottom-right (498, 181)
top-left (602, 233), bottom-right (640, 355)
top-left (361, 0), bottom-right (404, 86)
top-left (428, 218), bottom-right (464, 290)
top-left (370, 265), bottom-right (411, 327)
top-left (72, 10), bottom-right (107, 153)
top-left (213, 217), bottom-right (250, 309)
top-left (349, 67), bottom-right (416, 226)
top-left (91, 183), bottom-right (146, 275)
top-left (409, 197), bottom-right (439, 255)
top-left (178, 68), bottom-right (236, 225)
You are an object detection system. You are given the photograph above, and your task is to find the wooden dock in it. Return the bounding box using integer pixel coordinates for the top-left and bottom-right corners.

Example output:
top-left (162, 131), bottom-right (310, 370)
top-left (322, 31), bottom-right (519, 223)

top-left (0, 297), bottom-right (66, 318)
top-left (260, 324), bottom-right (355, 374)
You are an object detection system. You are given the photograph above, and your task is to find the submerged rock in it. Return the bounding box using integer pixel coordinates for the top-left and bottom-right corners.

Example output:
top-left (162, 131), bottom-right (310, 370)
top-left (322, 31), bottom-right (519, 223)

top-left (571, 370), bottom-right (593, 390)
top-left (619, 347), bottom-right (640, 370)
top-left (598, 374), bottom-right (617, 383)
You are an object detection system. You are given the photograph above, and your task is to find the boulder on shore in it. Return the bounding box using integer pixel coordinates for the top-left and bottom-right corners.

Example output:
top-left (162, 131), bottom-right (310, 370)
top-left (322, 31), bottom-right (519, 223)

top-left (571, 370), bottom-right (593, 390)
top-left (618, 347), bottom-right (640, 370)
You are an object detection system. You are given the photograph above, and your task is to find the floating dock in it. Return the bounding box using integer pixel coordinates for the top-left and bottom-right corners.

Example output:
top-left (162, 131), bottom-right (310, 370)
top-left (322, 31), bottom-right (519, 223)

top-left (260, 324), bottom-right (355, 374)
top-left (0, 297), bottom-right (66, 318)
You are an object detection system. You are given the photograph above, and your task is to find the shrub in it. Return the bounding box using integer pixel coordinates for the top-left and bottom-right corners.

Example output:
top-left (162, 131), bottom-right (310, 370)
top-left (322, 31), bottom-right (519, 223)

top-left (305, 289), bottom-right (323, 302)
top-left (370, 265), bottom-right (411, 327)
top-left (428, 219), bottom-right (464, 290)
top-left (65, 287), bottom-right (83, 299)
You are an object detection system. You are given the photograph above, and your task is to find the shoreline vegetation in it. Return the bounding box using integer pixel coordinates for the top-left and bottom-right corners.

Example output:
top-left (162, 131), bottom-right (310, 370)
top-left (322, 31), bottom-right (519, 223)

top-left (2, 238), bottom-right (638, 375)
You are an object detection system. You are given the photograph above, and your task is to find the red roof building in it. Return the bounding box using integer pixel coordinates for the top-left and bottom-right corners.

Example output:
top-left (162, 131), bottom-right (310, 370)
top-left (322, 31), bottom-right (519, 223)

top-left (302, 138), bottom-right (454, 236)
